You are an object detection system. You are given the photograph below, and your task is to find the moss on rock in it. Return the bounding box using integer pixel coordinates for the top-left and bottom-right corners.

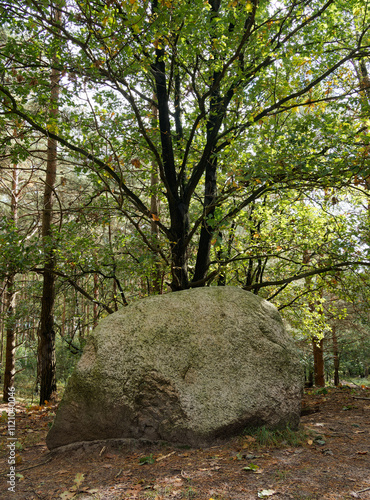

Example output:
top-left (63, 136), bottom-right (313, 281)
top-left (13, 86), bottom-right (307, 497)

top-left (47, 287), bottom-right (303, 449)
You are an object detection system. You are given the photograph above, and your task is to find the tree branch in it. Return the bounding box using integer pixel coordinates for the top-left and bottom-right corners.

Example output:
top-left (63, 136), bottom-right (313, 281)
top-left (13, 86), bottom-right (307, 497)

top-left (244, 261), bottom-right (370, 293)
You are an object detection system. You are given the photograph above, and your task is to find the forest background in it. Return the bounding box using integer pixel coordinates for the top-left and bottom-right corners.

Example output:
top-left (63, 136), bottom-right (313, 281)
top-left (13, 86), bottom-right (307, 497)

top-left (0, 0), bottom-right (370, 407)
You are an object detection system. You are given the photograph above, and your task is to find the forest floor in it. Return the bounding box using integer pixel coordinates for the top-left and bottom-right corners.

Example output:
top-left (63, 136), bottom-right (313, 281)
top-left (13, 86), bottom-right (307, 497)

top-left (0, 385), bottom-right (369, 500)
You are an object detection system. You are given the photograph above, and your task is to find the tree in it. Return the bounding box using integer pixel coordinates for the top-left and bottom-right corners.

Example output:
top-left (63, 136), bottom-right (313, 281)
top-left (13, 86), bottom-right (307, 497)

top-left (0, 0), bottom-right (369, 294)
top-left (37, 5), bottom-right (60, 404)
top-left (2, 164), bottom-right (18, 401)
top-left (0, 151), bottom-right (43, 400)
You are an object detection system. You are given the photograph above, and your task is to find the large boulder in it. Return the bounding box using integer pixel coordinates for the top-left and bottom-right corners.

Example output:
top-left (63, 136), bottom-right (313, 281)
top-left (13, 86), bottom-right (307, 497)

top-left (46, 287), bottom-right (303, 450)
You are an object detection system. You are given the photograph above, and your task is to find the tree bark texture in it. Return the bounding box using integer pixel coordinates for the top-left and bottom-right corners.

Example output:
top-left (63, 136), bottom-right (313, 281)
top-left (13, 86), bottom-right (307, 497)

top-left (312, 337), bottom-right (325, 387)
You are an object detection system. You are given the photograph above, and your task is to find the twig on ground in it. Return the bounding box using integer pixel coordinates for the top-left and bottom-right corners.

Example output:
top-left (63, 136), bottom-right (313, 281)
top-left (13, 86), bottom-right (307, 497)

top-left (156, 451), bottom-right (176, 461)
top-left (15, 457), bottom-right (53, 473)
top-left (351, 486), bottom-right (370, 498)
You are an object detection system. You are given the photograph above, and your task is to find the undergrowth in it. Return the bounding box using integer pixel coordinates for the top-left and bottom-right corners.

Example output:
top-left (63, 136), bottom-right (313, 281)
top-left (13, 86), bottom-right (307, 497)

top-left (243, 425), bottom-right (307, 448)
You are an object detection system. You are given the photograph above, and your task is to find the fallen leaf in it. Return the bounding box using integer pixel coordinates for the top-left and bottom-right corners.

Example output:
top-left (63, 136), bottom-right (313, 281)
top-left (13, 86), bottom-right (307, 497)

top-left (126, 485), bottom-right (143, 496)
top-left (322, 449), bottom-right (334, 456)
top-left (117, 470), bottom-right (132, 477)
top-left (315, 439), bottom-right (326, 446)
top-left (160, 477), bottom-right (183, 485)
top-left (242, 435), bottom-right (256, 447)
top-left (73, 473), bottom-right (85, 488)
top-left (59, 492), bottom-right (76, 500)
top-left (243, 463), bottom-right (259, 472)
top-left (258, 489), bottom-right (277, 498)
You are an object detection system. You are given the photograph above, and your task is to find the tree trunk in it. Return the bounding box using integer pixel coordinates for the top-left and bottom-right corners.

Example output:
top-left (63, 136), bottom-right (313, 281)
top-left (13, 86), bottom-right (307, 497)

top-left (303, 248), bottom-right (325, 387)
top-left (169, 203), bottom-right (190, 291)
top-left (3, 274), bottom-right (16, 402)
top-left (151, 0), bottom-right (225, 291)
top-left (312, 337), bottom-right (325, 387)
top-left (3, 165), bottom-right (18, 402)
top-left (38, 16), bottom-right (60, 403)
top-left (61, 294), bottom-right (66, 337)
top-left (38, 268), bottom-right (56, 404)
top-left (152, 41), bottom-right (190, 291)
top-left (0, 286), bottom-right (4, 372)
top-left (93, 273), bottom-right (99, 328)
top-left (192, 3), bottom-right (222, 285)
top-left (148, 96), bottom-right (163, 294)
top-left (192, 154), bottom-right (218, 284)
top-left (332, 326), bottom-right (340, 386)
top-left (150, 165), bottom-right (163, 293)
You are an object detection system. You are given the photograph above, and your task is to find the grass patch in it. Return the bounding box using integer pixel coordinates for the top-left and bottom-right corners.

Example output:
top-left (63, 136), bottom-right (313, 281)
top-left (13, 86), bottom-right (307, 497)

top-left (243, 425), bottom-right (307, 448)
top-left (182, 487), bottom-right (197, 499)
top-left (342, 377), bottom-right (370, 387)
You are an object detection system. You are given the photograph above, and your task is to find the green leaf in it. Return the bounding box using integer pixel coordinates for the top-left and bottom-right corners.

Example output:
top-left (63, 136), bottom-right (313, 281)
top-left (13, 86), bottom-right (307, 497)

top-left (243, 463), bottom-right (259, 472)
top-left (314, 439), bottom-right (326, 446)
top-left (70, 472), bottom-right (85, 491)
top-left (139, 454), bottom-right (155, 465)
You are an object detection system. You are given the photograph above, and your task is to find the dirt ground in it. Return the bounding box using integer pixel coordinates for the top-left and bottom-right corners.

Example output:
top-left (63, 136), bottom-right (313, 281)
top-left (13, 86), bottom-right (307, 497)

top-left (1, 385), bottom-right (369, 500)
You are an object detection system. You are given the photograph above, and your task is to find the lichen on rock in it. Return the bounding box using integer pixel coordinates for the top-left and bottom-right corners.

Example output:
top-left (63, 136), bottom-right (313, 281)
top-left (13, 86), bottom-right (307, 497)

top-left (46, 287), bottom-right (303, 450)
